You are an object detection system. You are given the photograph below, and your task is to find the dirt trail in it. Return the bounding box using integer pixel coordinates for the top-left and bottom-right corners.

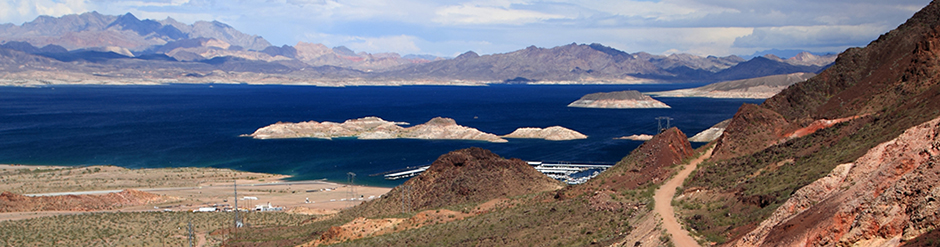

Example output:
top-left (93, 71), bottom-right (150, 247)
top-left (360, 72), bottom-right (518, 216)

top-left (654, 147), bottom-right (711, 247)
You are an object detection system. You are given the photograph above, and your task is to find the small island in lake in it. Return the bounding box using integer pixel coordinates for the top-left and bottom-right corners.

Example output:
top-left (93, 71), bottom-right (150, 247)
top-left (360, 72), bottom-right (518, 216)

top-left (246, 117), bottom-right (591, 142)
top-left (245, 116), bottom-right (508, 143)
top-left (567, 90), bottom-right (670, 109)
top-left (615, 134), bottom-right (654, 141)
top-left (502, 126), bottom-right (588, 140)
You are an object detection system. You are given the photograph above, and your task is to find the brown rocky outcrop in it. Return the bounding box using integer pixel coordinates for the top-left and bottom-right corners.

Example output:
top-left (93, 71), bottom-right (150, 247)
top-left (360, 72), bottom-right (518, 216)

top-left (568, 90), bottom-right (670, 108)
top-left (349, 147), bottom-right (561, 218)
top-left (577, 127), bottom-right (694, 193)
top-left (711, 104), bottom-right (791, 160)
top-left (0, 189), bottom-right (172, 212)
top-left (501, 126), bottom-right (587, 140)
top-left (733, 116), bottom-right (940, 246)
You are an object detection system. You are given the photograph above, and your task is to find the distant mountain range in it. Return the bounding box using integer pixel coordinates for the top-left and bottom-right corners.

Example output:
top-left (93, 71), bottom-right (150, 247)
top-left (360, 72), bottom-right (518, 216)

top-left (0, 12), bottom-right (837, 86)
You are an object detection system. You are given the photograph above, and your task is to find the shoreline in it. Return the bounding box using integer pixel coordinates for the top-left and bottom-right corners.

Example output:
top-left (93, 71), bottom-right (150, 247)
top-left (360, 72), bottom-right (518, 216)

top-left (0, 164), bottom-right (393, 221)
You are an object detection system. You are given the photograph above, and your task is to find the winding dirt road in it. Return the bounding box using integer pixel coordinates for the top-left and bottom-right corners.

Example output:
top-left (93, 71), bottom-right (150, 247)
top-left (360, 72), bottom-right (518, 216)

top-left (654, 148), bottom-right (712, 247)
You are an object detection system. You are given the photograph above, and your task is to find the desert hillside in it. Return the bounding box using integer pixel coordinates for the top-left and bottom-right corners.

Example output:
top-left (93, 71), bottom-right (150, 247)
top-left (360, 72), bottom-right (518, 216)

top-left (675, 1), bottom-right (940, 245)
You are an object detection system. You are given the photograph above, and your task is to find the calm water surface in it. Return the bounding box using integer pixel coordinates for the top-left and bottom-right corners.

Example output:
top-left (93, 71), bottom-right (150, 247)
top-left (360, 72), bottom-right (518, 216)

top-left (0, 84), bottom-right (762, 186)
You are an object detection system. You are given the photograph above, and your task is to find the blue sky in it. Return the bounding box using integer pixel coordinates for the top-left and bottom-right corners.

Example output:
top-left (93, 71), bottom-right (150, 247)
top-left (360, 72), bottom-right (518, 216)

top-left (0, 0), bottom-right (932, 57)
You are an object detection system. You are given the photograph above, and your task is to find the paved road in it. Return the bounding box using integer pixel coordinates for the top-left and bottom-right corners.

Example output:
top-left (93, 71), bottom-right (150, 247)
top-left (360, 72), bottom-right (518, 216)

top-left (24, 180), bottom-right (333, 196)
top-left (654, 148), bottom-right (712, 247)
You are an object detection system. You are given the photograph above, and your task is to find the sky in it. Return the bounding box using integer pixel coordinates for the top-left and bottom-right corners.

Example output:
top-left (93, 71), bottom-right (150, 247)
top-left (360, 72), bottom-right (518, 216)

top-left (0, 0), bottom-right (933, 57)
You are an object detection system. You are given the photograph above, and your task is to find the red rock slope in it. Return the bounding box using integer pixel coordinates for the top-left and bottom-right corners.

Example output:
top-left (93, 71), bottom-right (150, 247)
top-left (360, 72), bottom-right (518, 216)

top-left (732, 115), bottom-right (940, 246)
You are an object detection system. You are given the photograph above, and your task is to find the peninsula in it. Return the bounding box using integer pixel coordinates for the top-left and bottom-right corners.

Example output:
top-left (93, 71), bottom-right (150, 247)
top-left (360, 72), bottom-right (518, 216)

top-left (649, 72), bottom-right (815, 99)
top-left (567, 90), bottom-right (670, 109)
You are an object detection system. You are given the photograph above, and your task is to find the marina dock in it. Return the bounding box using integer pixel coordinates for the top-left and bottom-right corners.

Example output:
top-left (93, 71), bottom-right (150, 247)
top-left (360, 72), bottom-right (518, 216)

top-left (382, 161), bottom-right (613, 184)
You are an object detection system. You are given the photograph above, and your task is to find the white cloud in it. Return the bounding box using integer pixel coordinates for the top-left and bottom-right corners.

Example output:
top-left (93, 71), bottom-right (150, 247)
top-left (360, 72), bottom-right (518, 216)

top-left (0, 0), bottom-right (933, 57)
top-left (301, 33), bottom-right (423, 54)
top-left (733, 24), bottom-right (891, 49)
top-left (434, 3), bottom-right (568, 25)
top-left (571, 0), bottom-right (737, 22)
top-left (0, 0), bottom-right (89, 24)
top-left (345, 35), bottom-right (422, 54)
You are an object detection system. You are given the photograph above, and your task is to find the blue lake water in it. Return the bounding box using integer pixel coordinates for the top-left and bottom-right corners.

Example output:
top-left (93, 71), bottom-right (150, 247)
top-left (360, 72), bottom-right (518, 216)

top-left (0, 84), bottom-right (762, 187)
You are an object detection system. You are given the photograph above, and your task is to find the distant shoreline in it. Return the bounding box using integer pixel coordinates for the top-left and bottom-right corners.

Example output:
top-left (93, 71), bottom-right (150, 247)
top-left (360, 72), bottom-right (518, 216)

top-left (0, 79), bottom-right (659, 88)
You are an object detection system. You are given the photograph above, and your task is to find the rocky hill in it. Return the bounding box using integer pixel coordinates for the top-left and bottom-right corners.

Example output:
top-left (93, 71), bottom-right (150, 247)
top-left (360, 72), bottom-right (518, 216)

top-left (569, 127), bottom-right (694, 194)
top-left (350, 147), bottom-right (562, 217)
top-left (676, 1), bottom-right (940, 244)
top-left (568, 90), bottom-right (671, 108)
top-left (650, 72), bottom-right (815, 99)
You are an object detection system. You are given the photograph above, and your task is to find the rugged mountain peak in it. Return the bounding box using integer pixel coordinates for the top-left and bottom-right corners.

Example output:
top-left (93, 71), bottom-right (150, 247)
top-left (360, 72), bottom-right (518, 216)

top-left (456, 51), bottom-right (479, 59)
top-left (106, 13), bottom-right (165, 37)
top-left (332, 46), bottom-right (356, 56)
top-left (588, 43), bottom-right (630, 58)
top-left (762, 54), bottom-right (784, 62)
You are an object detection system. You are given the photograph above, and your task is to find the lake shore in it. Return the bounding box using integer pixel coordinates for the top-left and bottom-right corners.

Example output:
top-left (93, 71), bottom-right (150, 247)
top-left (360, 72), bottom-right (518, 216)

top-left (0, 164), bottom-right (392, 221)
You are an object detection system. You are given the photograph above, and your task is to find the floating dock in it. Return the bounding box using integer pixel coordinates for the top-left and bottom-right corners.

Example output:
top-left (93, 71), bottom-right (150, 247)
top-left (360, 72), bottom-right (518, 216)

top-left (383, 161), bottom-right (613, 184)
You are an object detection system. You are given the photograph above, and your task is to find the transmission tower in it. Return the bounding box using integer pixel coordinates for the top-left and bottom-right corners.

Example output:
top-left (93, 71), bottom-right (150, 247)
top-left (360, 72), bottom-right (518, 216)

top-left (347, 172), bottom-right (357, 207)
top-left (656, 116), bottom-right (674, 134)
top-left (234, 180), bottom-right (242, 229)
top-left (400, 184), bottom-right (412, 213)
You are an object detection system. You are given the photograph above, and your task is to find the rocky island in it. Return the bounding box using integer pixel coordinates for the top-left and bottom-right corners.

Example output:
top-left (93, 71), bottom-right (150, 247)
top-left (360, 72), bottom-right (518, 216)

top-left (245, 116), bottom-right (508, 142)
top-left (649, 72), bottom-right (815, 99)
top-left (615, 134), bottom-right (654, 141)
top-left (567, 90), bottom-right (670, 108)
top-left (501, 126), bottom-right (588, 140)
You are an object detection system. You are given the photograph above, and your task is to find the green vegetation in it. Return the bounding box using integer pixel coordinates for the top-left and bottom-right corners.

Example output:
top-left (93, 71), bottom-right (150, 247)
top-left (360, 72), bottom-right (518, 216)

top-left (0, 211), bottom-right (311, 246)
top-left (331, 194), bottom-right (637, 247)
top-left (0, 165), bottom-right (283, 194)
